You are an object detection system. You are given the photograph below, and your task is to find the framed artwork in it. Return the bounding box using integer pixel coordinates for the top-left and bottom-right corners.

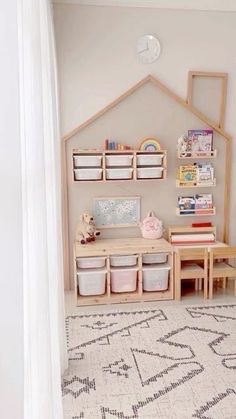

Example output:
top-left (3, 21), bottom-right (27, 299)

top-left (93, 196), bottom-right (141, 228)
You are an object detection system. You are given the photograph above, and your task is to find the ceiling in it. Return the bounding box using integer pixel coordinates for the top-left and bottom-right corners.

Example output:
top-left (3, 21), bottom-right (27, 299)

top-left (52, 0), bottom-right (236, 12)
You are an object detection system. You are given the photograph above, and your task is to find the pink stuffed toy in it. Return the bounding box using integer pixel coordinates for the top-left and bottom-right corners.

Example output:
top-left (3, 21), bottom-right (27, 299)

top-left (140, 211), bottom-right (163, 239)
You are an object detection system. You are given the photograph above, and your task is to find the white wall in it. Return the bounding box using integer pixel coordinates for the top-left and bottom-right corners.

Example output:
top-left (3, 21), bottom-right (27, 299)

top-left (0, 2), bottom-right (24, 418)
top-left (54, 4), bottom-right (236, 244)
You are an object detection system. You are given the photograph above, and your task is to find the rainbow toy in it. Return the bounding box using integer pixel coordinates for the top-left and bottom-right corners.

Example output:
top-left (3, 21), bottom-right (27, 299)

top-left (138, 137), bottom-right (162, 151)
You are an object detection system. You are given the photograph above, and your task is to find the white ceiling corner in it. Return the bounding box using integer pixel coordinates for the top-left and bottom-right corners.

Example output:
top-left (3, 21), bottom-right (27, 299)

top-left (52, 0), bottom-right (236, 12)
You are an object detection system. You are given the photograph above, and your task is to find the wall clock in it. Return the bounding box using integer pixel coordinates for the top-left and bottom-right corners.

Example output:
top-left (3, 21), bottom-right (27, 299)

top-left (136, 35), bottom-right (161, 64)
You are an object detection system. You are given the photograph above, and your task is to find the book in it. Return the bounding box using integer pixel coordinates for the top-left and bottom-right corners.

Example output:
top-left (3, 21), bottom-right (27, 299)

top-left (179, 165), bottom-right (197, 185)
top-left (196, 163), bottom-right (214, 185)
top-left (192, 222), bottom-right (212, 227)
top-left (195, 194), bottom-right (213, 214)
top-left (178, 196), bottom-right (195, 214)
top-left (188, 129), bottom-right (213, 154)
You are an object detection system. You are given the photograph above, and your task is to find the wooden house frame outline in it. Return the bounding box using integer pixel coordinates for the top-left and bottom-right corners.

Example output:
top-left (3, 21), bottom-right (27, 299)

top-left (62, 73), bottom-right (232, 289)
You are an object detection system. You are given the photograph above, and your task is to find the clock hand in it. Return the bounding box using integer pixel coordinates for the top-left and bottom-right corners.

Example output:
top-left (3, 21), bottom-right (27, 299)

top-left (138, 45), bottom-right (149, 54)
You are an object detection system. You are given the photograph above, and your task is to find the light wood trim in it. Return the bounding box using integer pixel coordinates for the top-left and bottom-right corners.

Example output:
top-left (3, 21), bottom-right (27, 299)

top-left (168, 252), bottom-right (174, 299)
top-left (63, 74), bottom-right (231, 142)
top-left (102, 151), bottom-right (106, 181)
top-left (186, 70), bottom-right (193, 104)
top-left (187, 71), bottom-right (228, 129)
top-left (75, 237), bottom-right (173, 257)
top-left (149, 75), bottom-right (231, 141)
top-left (73, 243), bottom-right (78, 305)
top-left (106, 257), bottom-right (111, 298)
top-left (175, 252), bottom-right (181, 300)
top-left (219, 74), bottom-right (228, 128)
top-left (176, 207), bottom-right (216, 217)
top-left (209, 248), bottom-right (214, 299)
top-left (188, 71), bottom-right (228, 78)
top-left (138, 254), bottom-right (142, 296)
top-left (223, 137), bottom-right (232, 243)
top-left (209, 246), bottom-right (236, 258)
top-left (177, 150), bottom-right (217, 159)
top-left (176, 179), bottom-right (216, 188)
top-left (209, 246), bottom-right (236, 298)
top-left (133, 152), bottom-right (137, 180)
top-left (63, 75), bottom-right (152, 141)
top-left (168, 225), bottom-right (216, 241)
top-left (203, 249), bottom-right (208, 299)
top-left (175, 247), bottom-right (208, 300)
top-left (177, 247), bottom-right (208, 259)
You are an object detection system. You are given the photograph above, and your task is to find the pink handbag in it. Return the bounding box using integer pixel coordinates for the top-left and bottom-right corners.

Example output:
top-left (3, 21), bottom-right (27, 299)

top-left (140, 211), bottom-right (163, 239)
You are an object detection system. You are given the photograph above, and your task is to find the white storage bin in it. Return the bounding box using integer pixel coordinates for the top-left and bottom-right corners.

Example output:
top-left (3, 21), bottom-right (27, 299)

top-left (137, 154), bottom-right (163, 166)
top-left (111, 267), bottom-right (138, 293)
top-left (106, 168), bottom-right (133, 180)
top-left (142, 263), bottom-right (170, 291)
top-left (73, 155), bottom-right (102, 168)
top-left (106, 154), bottom-right (133, 167)
top-left (74, 168), bottom-right (102, 180)
top-left (110, 254), bottom-right (138, 267)
top-left (142, 253), bottom-right (168, 264)
top-left (77, 256), bottom-right (106, 269)
top-left (77, 268), bottom-right (106, 296)
top-left (137, 167), bottom-right (163, 179)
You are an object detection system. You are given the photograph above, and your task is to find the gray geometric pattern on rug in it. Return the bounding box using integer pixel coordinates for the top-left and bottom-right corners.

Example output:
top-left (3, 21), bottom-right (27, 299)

top-left (63, 305), bottom-right (236, 418)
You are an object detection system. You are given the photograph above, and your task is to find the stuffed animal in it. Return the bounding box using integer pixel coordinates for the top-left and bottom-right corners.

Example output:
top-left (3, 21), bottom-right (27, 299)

top-left (76, 212), bottom-right (100, 244)
top-left (177, 135), bottom-right (191, 157)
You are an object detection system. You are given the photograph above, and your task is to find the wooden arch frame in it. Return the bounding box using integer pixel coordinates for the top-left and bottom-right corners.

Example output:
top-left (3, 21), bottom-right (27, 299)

top-left (62, 73), bottom-right (232, 289)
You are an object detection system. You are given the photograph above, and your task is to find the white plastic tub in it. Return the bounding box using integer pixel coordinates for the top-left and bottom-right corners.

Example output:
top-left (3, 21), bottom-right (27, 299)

top-left (142, 253), bottom-right (168, 264)
top-left (137, 154), bottom-right (163, 166)
top-left (111, 267), bottom-right (138, 293)
top-left (77, 256), bottom-right (106, 269)
top-left (106, 154), bottom-right (133, 167)
top-left (74, 168), bottom-right (103, 180)
top-left (106, 168), bottom-right (133, 180)
top-left (142, 263), bottom-right (170, 291)
top-left (77, 268), bottom-right (106, 296)
top-left (110, 254), bottom-right (138, 267)
top-left (73, 155), bottom-right (102, 168)
top-left (137, 167), bottom-right (163, 179)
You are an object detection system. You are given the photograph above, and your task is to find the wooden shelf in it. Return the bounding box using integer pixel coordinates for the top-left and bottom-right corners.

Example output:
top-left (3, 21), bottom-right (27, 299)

top-left (176, 179), bottom-right (216, 188)
top-left (177, 150), bottom-right (217, 159)
top-left (176, 207), bottom-right (216, 217)
top-left (72, 149), bottom-right (167, 182)
top-left (74, 238), bottom-right (173, 306)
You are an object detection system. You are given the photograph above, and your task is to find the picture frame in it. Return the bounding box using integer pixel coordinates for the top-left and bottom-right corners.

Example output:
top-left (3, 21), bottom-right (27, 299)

top-left (93, 196), bottom-right (141, 228)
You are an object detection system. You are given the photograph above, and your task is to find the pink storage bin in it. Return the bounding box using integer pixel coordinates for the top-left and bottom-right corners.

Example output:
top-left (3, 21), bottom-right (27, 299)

top-left (111, 267), bottom-right (138, 293)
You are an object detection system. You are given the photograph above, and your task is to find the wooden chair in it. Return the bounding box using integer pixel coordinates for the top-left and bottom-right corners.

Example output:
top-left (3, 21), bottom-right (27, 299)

top-left (209, 246), bottom-right (236, 299)
top-left (175, 248), bottom-right (208, 300)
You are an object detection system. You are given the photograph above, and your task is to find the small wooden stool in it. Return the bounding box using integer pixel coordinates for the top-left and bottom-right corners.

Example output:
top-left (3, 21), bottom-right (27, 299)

top-left (175, 248), bottom-right (208, 300)
top-left (209, 246), bottom-right (236, 299)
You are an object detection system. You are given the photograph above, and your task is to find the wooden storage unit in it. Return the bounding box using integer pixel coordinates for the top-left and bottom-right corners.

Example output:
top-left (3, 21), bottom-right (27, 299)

top-left (74, 237), bottom-right (173, 306)
top-left (72, 149), bottom-right (167, 182)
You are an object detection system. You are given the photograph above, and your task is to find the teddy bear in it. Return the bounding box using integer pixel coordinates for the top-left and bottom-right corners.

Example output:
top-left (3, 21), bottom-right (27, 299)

top-left (75, 212), bottom-right (100, 244)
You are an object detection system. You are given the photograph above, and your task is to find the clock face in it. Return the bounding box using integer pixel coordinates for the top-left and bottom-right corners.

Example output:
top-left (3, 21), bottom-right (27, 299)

top-left (136, 35), bottom-right (161, 64)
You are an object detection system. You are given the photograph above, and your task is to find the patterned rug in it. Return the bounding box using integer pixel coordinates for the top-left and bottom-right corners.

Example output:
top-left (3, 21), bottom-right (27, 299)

top-left (62, 304), bottom-right (236, 419)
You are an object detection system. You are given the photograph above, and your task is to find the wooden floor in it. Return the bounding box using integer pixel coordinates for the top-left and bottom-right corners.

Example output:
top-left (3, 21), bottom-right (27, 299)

top-left (65, 281), bottom-right (236, 315)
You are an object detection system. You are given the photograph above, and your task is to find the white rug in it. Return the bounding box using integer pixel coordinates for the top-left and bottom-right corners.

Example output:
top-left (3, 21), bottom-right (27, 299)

top-left (62, 304), bottom-right (236, 419)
